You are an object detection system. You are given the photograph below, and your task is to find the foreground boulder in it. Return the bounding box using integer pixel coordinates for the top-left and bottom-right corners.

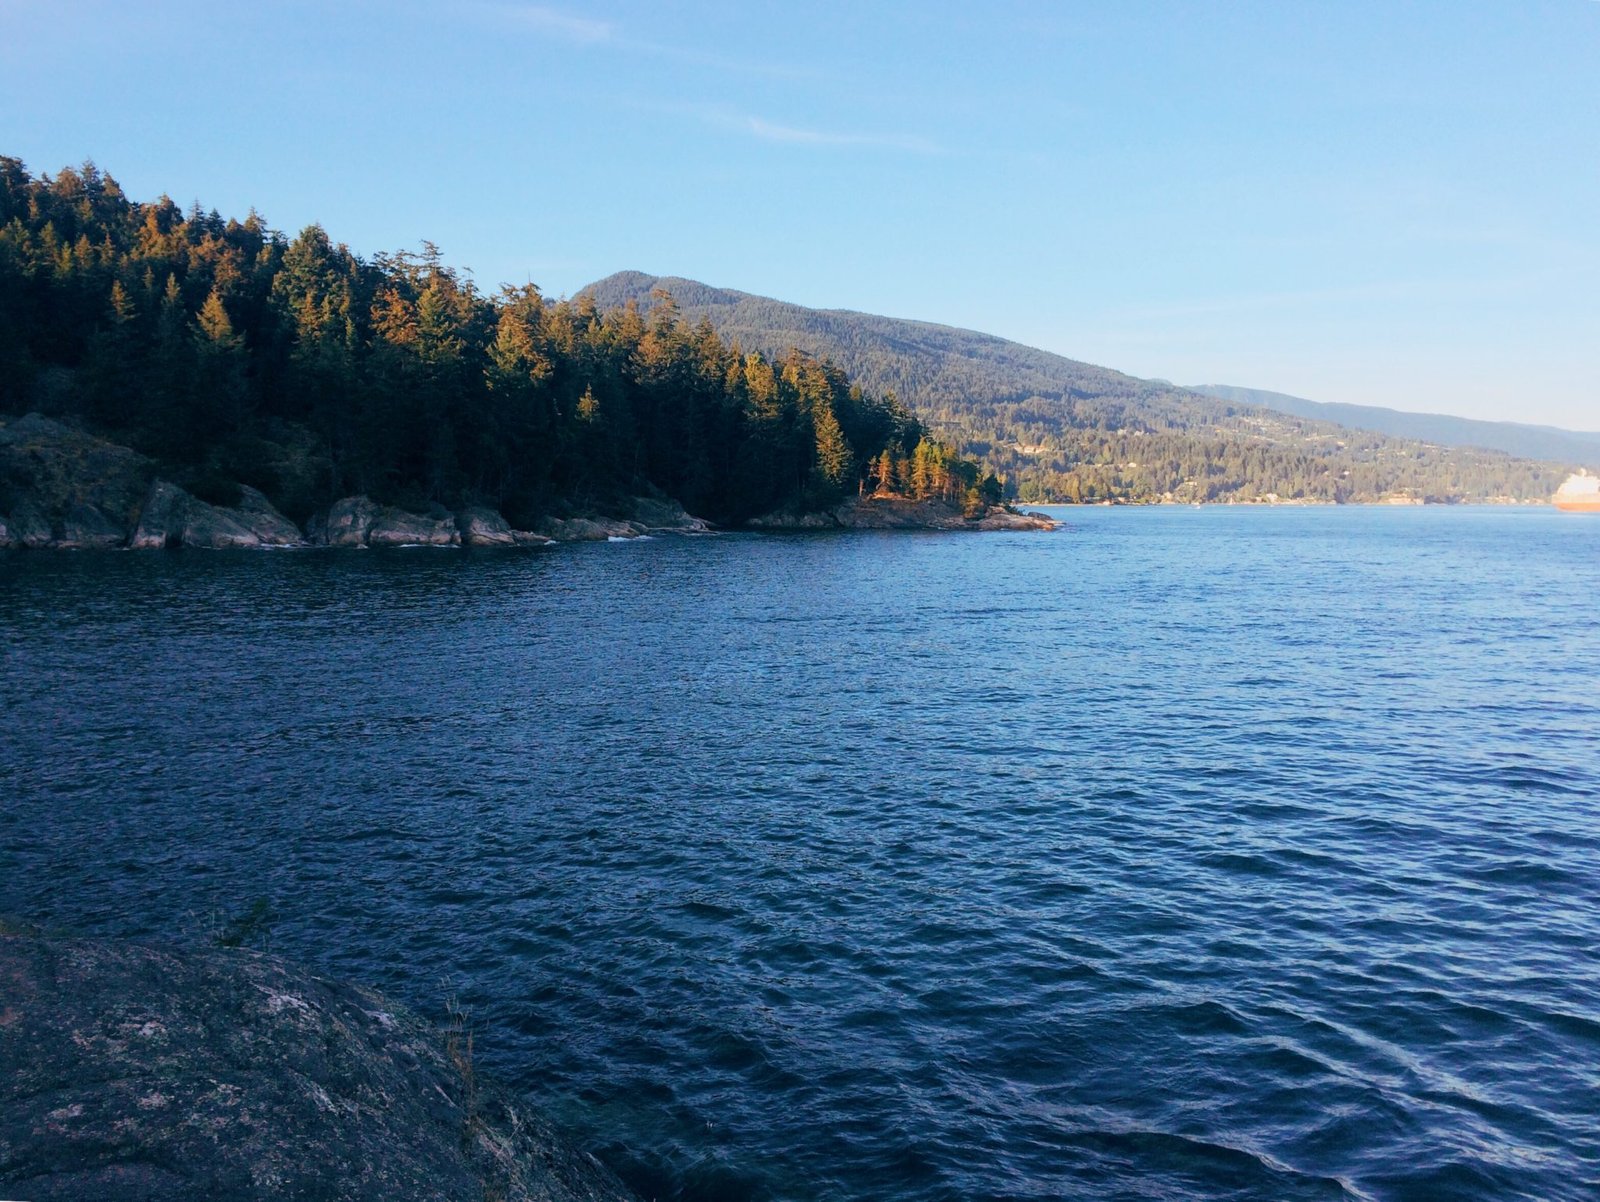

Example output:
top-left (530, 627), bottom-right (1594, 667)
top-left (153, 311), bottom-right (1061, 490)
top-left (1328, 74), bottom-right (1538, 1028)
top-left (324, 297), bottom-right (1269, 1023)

top-left (0, 932), bottom-right (635, 1202)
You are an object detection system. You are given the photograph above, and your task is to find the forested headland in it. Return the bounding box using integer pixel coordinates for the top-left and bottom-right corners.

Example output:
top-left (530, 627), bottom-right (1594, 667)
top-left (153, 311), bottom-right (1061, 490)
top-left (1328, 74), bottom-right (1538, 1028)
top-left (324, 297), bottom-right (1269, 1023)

top-left (0, 159), bottom-right (1001, 531)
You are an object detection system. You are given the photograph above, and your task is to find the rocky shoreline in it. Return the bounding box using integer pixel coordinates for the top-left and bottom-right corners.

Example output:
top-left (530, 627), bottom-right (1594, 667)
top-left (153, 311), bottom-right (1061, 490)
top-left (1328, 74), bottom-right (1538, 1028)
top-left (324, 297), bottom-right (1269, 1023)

top-left (0, 929), bottom-right (635, 1202)
top-left (747, 495), bottom-right (1059, 532)
top-left (1, 411), bottom-right (1054, 549)
top-left (0, 413), bottom-right (711, 551)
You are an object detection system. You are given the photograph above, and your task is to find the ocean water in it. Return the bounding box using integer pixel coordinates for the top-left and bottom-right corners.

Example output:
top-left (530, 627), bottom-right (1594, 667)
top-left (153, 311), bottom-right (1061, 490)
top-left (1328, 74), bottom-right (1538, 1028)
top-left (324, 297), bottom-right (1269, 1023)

top-left (3, 505), bottom-right (1598, 1202)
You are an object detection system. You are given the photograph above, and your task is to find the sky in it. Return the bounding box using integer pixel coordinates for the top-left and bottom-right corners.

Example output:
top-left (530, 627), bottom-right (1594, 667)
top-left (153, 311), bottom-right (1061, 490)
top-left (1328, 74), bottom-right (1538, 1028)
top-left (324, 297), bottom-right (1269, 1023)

top-left (3, 0), bottom-right (1597, 429)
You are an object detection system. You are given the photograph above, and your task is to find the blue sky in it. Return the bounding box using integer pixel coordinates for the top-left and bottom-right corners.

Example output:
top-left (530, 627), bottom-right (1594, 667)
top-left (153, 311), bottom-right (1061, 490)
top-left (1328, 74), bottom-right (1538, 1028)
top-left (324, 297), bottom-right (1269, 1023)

top-left (4, 0), bottom-right (1597, 427)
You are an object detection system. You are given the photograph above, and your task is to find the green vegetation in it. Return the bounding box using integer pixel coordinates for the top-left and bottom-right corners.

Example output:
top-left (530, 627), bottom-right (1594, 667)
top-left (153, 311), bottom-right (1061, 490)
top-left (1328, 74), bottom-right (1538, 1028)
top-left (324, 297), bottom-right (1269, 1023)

top-left (1188, 384), bottom-right (1600, 467)
top-left (0, 159), bottom-right (992, 525)
top-left (582, 273), bottom-right (1577, 504)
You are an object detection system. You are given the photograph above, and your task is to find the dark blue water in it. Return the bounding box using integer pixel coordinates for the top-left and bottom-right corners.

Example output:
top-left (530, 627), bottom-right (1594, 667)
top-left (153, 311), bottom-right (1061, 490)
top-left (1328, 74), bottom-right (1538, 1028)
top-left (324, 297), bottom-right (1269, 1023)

top-left (4, 506), bottom-right (1598, 1202)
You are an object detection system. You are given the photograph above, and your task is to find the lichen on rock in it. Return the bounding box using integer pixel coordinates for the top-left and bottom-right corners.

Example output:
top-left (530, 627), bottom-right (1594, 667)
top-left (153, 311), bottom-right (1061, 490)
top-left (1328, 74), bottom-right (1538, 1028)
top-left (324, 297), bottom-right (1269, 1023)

top-left (0, 932), bottom-right (635, 1202)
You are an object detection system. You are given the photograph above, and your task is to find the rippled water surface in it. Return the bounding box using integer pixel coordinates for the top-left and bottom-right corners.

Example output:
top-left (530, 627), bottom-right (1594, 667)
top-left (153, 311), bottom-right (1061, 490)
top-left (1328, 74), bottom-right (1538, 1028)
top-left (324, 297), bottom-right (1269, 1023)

top-left (5, 506), bottom-right (1599, 1201)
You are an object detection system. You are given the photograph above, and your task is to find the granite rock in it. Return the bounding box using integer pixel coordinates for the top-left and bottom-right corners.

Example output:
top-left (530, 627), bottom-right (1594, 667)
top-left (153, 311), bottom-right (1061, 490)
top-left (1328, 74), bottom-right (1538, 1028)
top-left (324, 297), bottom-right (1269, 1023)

top-left (455, 505), bottom-right (518, 547)
top-left (0, 933), bottom-right (636, 1202)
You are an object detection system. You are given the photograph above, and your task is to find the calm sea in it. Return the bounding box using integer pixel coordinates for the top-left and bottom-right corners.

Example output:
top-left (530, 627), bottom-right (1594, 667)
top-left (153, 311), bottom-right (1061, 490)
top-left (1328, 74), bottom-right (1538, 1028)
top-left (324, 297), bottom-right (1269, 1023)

top-left (4, 506), bottom-right (1598, 1202)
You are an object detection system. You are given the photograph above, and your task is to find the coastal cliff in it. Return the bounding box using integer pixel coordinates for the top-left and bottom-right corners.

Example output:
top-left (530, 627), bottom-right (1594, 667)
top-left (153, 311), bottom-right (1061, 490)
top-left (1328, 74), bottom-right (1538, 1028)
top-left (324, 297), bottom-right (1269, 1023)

top-left (0, 931), bottom-right (634, 1202)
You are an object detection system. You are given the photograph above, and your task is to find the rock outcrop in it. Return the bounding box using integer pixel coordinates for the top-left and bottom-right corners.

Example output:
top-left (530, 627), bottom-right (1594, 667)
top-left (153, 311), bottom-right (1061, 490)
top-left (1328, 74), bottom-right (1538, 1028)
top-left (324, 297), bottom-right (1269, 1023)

top-left (366, 506), bottom-right (460, 548)
top-left (57, 503), bottom-right (127, 549)
top-left (0, 417), bottom-right (315, 550)
top-left (311, 497), bottom-right (460, 547)
top-left (627, 495), bottom-right (715, 534)
top-left (315, 495), bottom-right (380, 547)
top-left (972, 506), bottom-right (1059, 531)
top-left (748, 496), bottom-right (1058, 532)
top-left (128, 481), bottom-right (190, 549)
top-left (456, 505), bottom-right (518, 547)
top-left (0, 932), bottom-right (635, 1202)
top-left (128, 481), bottom-right (306, 550)
top-left (0, 413), bottom-right (154, 538)
top-left (235, 486), bottom-right (305, 545)
top-left (8, 501), bottom-right (57, 548)
top-left (537, 515), bottom-right (650, 542)
top-left (1, 413), bottom-right (154, 547)
top-left (180, 498), bottom-right (269, 550)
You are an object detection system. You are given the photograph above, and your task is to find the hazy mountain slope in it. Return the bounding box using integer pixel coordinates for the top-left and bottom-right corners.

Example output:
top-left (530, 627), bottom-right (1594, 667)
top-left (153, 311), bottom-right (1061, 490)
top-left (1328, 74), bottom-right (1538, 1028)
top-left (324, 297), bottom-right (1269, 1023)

top-left (581, 272), bottom-right (1229, 428)
top-left (579, 272), bottom-right (1573, 503)
top-left (1190, 384), bottom-right (1600, 467)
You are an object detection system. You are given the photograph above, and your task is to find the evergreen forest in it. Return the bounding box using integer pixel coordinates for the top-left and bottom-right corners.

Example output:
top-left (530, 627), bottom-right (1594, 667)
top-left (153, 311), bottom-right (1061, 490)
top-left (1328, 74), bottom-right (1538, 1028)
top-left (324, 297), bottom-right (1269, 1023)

top-left (0, 159), bottom-right (996, 526)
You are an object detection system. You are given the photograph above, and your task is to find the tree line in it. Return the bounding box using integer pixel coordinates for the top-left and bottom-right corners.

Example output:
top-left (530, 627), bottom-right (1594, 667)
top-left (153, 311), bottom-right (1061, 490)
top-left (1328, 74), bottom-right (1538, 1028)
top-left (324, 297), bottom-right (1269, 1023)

top-left (0, 159), bottom-right (999, 525)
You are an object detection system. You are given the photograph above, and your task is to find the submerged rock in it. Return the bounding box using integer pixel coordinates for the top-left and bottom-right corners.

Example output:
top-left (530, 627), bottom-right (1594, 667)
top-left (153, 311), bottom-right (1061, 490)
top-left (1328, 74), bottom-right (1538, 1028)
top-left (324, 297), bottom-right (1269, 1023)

top-left (0, 513), bottom-right (14, 548)
top-left (0, 932), bottom-right (636, 1202)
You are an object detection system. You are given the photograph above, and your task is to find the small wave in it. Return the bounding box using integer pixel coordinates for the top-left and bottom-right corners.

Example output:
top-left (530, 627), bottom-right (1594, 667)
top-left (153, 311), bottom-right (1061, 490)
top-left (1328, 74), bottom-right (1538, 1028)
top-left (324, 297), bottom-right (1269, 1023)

top-left (1198, 851), bottom-right (1285, 877)
top-left (1463, 858), bottom-right (1581, 889)
top-left (1064, 1127), bottom-right (1357, 1198)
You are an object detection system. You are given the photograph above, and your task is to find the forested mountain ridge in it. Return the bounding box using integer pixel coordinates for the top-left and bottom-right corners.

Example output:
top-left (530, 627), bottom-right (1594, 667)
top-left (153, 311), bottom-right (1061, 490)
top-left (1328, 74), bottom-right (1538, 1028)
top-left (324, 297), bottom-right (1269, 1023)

top-left (582, 272), bottom-right (1576, 504)
top-left (0, 159), bottom-right (1001, 535)
top-left (1188, 384), bottom-right (1600, 467)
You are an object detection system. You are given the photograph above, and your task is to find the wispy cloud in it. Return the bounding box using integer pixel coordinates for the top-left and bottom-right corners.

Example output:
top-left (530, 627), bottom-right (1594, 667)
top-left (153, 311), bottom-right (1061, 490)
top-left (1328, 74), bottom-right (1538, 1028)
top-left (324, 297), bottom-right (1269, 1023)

top-left (631, 103), bottom-right (941, 154)
top-left (475, 3), bottom-right (813, 78)
top-left (740, 115), bottom-right (942, 153)
top-left (480, 3), bottom-right (613, 44)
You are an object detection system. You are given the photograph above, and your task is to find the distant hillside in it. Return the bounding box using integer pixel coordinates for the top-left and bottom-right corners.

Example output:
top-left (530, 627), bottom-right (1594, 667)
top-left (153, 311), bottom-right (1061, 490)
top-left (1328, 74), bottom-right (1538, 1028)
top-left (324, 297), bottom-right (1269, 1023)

top-left (1190, 384), bottom-right (1600, 468)
top-left (580, 272), bottom-right (1575, 504)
